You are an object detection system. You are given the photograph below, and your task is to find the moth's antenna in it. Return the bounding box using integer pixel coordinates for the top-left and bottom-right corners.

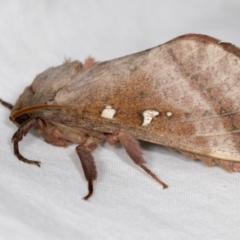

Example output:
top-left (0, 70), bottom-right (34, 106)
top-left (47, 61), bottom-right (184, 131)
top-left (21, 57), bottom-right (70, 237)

top-left (10, 104), bottom-right (70, 120)
top-left (0, 99), bottom-right (13, 110)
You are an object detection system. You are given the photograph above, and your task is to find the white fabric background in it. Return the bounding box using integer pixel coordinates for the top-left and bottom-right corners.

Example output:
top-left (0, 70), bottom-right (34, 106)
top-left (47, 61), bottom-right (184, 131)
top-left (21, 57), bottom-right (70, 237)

top-left (1, 1), bottom-right (240, 239)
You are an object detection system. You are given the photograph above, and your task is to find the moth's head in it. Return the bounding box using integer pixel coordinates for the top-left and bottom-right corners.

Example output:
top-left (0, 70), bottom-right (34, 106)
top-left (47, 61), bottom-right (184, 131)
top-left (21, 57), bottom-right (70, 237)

top-left (10, 86), bottom-right (35, 126)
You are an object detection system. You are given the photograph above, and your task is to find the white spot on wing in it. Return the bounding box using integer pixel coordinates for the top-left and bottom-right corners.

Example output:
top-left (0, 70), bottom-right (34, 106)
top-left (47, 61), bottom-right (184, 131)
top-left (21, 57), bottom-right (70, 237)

top-left (166, 111), bottom-right (173, 117)
top-left (142, 110), bottom-right (159, 126)
top-left (101, 105), bottom-right (116, 119)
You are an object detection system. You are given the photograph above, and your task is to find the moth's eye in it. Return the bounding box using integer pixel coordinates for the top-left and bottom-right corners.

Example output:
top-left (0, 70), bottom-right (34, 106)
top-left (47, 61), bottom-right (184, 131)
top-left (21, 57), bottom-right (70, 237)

top-left (15, 114), bottom-right (30, 125)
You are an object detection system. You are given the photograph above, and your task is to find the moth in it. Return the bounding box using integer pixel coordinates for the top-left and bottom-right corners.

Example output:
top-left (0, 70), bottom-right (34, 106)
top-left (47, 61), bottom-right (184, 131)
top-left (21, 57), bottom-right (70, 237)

top-left (2, 33), bottom-right (240, 199)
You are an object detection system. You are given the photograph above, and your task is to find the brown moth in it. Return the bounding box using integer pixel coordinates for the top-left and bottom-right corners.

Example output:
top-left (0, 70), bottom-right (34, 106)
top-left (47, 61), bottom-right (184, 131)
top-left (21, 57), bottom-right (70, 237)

top-left (2, 33), bottom-right (240, 199)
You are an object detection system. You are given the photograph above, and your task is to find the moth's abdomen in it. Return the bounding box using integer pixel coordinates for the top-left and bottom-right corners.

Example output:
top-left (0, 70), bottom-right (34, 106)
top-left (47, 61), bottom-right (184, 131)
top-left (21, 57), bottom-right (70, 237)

top-left (180, 150), bottom-right (240, 172)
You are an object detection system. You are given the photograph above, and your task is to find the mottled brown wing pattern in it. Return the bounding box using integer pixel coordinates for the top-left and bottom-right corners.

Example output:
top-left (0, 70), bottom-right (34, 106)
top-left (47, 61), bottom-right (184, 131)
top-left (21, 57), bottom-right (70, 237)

top-left (45, 34), bottom-right (240, 163)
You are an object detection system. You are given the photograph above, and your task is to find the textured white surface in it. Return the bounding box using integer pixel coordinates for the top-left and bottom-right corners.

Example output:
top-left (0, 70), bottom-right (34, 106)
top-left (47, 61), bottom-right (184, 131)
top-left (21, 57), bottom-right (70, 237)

top-left (1, 1), bottom-right (240, 239)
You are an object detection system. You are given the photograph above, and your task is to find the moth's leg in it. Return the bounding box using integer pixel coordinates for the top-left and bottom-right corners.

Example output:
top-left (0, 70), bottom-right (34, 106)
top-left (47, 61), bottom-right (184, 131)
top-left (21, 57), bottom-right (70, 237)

top-left (76, 137), bottom-right (99, 200)
top-left (12, 118), bottom-right (41, 166)
top-left (0, 99), bottom-right (13, 110)
top-left (105, 132), bottom-right (168, 189)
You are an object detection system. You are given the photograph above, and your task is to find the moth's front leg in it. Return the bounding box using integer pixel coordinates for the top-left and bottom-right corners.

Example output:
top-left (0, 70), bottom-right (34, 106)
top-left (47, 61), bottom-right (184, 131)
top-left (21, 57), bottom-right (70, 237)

top-left (105, 132), bottom-right (168, 189)
top-left (12, 118), bottom-right (41, 166)
top-left (76, 137), bottom-right (99, 200)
